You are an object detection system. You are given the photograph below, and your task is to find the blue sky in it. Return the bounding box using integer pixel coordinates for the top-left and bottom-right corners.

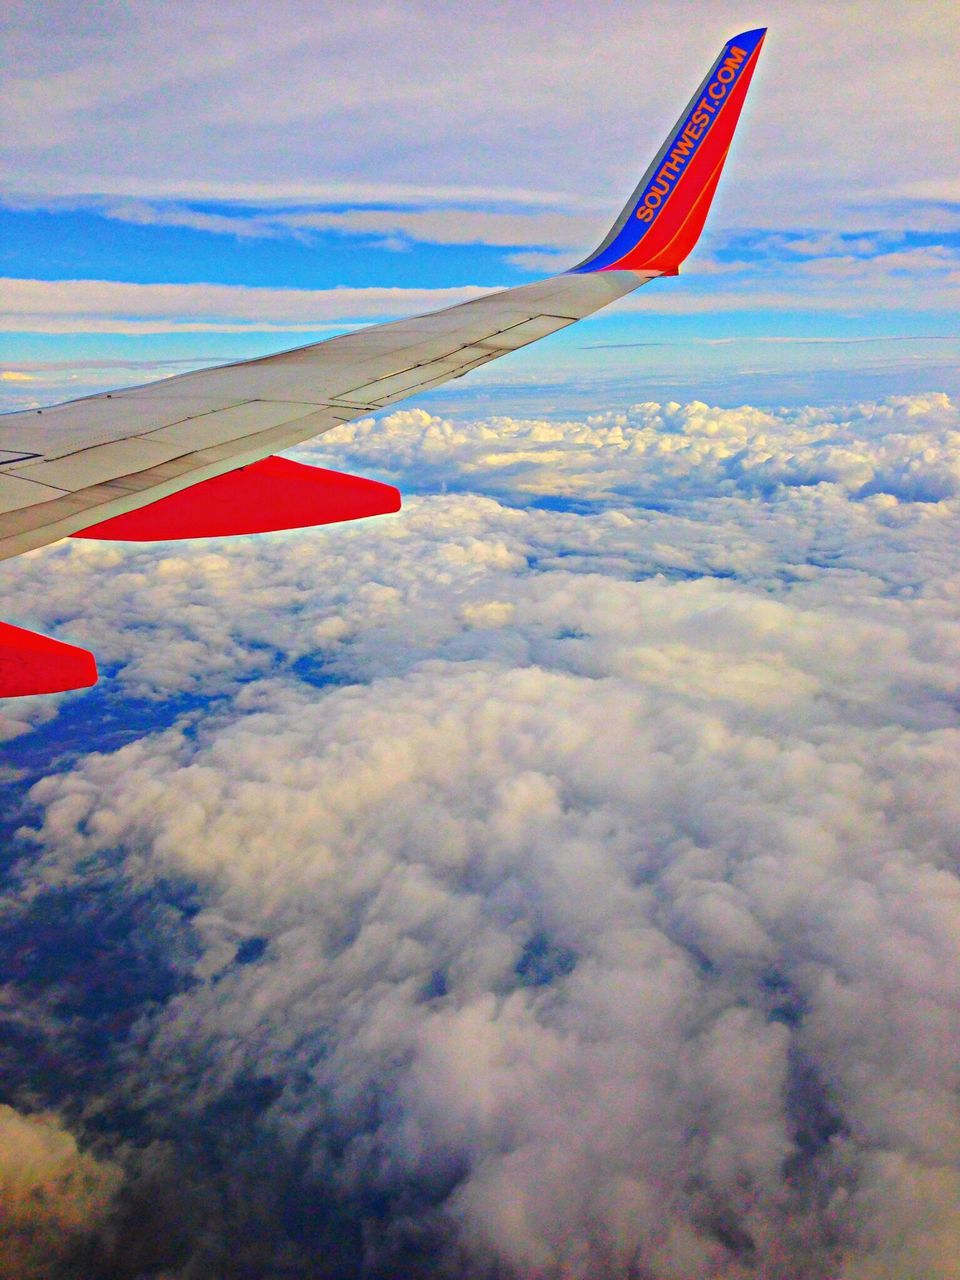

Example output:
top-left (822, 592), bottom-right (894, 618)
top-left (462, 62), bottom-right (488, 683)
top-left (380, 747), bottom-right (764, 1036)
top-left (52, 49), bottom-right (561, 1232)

top-left (2, 5), bottom-right (960, 1279)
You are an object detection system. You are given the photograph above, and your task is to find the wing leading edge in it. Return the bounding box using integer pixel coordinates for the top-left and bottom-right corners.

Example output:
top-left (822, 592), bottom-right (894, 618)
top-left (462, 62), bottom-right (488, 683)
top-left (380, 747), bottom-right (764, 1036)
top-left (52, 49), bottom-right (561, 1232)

top-left (0, 29), bottom-right (765, 697)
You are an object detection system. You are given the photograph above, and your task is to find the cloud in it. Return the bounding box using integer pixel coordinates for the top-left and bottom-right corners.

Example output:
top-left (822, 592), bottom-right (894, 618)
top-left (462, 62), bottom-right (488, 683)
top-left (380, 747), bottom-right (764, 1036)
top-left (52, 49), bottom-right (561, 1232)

top-left (0, 1106), bottom-right (121, 1280)
top-left (0, 277), bottom-right (495, 334)
top-left (625, 244), bottom-right (960, 315)
top-left (504, 249), bottom-right (575, 273)
top-left (2, 394), bottom-right (958, 703)
top-left (1, 176), bottom-right (579, 208)
top-left (56, 199), bottom-right (596, 255)
top-left (89, 200), bottom-right (595, 252)
top-left (7, 233), bottom-right (960, 342)
top-left (98, 199), bottom-right (291, 241)
top-left (797, 245), bottom-right (960, 281)
top-left (12, 591), bottom-right (960, 1275)
top-left (1, 391), bottom-right (959, 1276)
top-left (304, 394), bottom-right (960, 504)
top-left (277, 207), bottom-right (594, 250)
top-left (3, 0), bottom-right (959, 249)
top-left (895, 178), bottom-right (960, 203)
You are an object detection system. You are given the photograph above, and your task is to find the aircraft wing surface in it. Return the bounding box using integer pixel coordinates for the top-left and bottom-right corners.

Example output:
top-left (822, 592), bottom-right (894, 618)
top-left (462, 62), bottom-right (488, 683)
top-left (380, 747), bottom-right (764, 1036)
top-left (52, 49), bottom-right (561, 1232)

top-left (0, 27), bottom-right (766, 695)
top-left (0, 271), bottom-right (646, 562)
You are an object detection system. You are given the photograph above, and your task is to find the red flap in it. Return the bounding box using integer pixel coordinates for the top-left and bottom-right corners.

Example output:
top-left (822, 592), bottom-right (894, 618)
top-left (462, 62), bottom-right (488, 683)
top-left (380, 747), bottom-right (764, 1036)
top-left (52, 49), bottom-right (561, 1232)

top-left (0, 620), bottom-right (98, 698)
top-left (74, 456), bottom-right (401, 542)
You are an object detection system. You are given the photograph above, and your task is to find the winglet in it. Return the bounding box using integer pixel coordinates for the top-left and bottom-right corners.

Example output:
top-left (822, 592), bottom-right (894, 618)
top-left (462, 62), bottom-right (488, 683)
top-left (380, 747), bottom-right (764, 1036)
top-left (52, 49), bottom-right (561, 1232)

top-left (572, 28), bottom-right (766, 274)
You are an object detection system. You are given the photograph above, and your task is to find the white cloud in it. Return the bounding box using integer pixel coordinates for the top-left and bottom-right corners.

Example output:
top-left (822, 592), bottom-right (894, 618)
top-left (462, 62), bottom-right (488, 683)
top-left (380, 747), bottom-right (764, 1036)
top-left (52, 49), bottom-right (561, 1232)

top-left (1, 176), bottom-right (579, 208)
top-left (504, 249), bottom-right (575, 273)
top-left (56, 201), bottom-right (594, 252)
top-left (628, 247), bottom-right (960, 315)
top-left (0, 277), bottom-right (495, 334)
top-left (3, 0), bottom-right (959, 247)
top-left (2, 392), bottom-right (959, 1276)
top-left (14, 588), bottom-right (960, 1275)
top-left (2, 394), bottom-right (958, 703)
top-left (304, 394), bottom-right (960, 504)
top-left (278, 208), bottom-right (593, 251)
top-left (7, 239), bottom-right (960, 342)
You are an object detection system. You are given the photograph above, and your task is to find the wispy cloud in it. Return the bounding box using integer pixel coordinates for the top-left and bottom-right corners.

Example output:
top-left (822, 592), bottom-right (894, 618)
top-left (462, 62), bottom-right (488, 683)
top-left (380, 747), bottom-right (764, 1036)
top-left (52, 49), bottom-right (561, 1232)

top-left (0, 277), bottom-right (496, 333)
top-left (81, 199), bottom-right (597, 251)
top-left (1, 177), bottom-right (582, 208)
top-left (4, 239), bottom-right (959, 343)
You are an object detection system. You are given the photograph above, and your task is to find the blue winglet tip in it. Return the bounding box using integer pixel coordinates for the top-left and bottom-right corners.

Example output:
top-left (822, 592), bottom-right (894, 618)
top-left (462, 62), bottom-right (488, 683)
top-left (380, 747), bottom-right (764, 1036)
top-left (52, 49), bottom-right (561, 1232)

top-left (731, 28), bottom-right (767, 46)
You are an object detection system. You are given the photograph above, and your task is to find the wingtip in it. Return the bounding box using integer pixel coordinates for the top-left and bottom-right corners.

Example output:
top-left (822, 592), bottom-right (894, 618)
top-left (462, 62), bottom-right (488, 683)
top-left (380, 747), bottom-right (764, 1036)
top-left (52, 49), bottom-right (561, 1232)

top-left (572, 25), bottom-right (767, 275)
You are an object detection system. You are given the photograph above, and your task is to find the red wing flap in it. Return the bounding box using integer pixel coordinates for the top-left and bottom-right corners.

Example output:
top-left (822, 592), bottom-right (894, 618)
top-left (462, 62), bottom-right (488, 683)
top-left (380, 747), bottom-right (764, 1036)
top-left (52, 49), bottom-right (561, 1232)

top-left (74, 456), bottom-right (402, 542)
top-left (0, 620), bottom-right (98, 698)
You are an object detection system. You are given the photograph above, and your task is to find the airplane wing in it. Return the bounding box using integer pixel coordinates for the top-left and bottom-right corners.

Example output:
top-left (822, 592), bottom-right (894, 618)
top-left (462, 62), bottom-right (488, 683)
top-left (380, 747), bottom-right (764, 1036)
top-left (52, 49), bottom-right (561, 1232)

top-left (0, 28), bottom-right (766, 696)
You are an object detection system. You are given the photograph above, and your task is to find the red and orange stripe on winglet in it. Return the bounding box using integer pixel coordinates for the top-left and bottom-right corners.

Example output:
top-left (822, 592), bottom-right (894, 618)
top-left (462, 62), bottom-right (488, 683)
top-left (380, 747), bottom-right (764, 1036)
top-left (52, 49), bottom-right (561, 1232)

top-left (572, 29), bottom-right (766, 275)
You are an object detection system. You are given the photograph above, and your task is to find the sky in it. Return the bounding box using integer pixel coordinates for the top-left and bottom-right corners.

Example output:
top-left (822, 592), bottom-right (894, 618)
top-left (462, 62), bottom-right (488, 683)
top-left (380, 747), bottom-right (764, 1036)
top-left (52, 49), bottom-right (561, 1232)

top-left (2, 0), bottom-right (960, 409)
top-left (1, 3), bottom-right (960, 1279)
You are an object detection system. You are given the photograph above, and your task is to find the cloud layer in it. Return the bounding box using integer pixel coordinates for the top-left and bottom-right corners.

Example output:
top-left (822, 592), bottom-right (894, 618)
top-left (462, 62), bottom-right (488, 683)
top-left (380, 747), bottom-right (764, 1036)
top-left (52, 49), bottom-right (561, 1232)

top-left (4, 1), bottom-right (959, 233)
top-left (0, 276), bottom-right (493, 334)
top-left (1, 392), bottom-right (959, 1277)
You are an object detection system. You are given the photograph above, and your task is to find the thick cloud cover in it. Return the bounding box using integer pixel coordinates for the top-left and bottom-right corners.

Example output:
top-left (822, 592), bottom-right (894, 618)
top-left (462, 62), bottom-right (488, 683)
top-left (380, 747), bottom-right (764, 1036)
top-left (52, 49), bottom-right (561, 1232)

top-left (1, 392), bottom-right (959, 1277)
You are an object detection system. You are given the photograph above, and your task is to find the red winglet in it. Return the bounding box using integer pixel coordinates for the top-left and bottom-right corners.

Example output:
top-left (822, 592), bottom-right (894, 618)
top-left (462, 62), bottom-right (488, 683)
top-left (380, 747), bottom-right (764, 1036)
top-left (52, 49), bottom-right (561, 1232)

top-left (74, 456), bottom-right (401, 542)
top-left (572, 29), bottom-right (766, 274)
top-left (0, 620), bottom-right (98, 698)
